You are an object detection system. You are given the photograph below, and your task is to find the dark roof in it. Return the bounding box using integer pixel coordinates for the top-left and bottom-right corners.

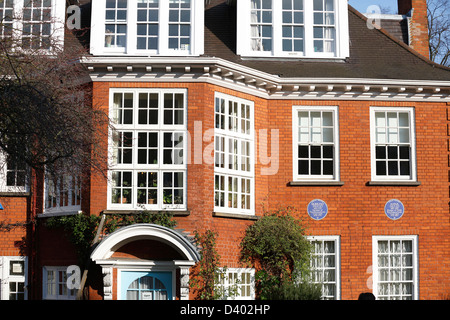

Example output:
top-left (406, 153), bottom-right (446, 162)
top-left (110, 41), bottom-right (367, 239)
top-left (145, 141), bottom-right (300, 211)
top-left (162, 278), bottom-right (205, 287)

top-left (203, 0), bottom-right (450, 81)
top-left (378, 17), bottom-right (409, 45)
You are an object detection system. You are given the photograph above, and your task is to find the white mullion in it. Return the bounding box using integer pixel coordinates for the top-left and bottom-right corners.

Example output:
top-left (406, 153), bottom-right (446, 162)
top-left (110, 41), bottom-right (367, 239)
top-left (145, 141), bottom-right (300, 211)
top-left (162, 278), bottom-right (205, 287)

top-left (159, 0), bottom-right (169, 55)
top-left (272, 0), bottom-right (281, 56)
top-left (127, 0), bottom-right (137, 54)
top-left (303, 0), bottom-right (313, 57)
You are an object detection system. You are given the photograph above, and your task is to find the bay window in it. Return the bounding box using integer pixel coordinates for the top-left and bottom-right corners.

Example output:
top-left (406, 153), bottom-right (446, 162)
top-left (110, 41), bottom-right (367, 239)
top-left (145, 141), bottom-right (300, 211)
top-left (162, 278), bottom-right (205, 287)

top-left (214, 93), bottom-right (254, 216)
top-left (91, 0), bottom-right (204, 56)
top-left (108, 89), bottom-right (187, 211)
top-left (237, 0), bottom-right (349, 58)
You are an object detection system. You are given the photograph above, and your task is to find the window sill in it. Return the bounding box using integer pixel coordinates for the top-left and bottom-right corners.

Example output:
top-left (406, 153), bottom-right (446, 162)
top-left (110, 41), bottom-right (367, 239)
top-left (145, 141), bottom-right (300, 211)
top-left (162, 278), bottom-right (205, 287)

top-left (37, 210), bottom-right (81, 218)
top-left (213, 211), bottom-right (258, 221)
top-left (289, 181), bottom-right (344, 186)
top-left (366, 181), bottom-right (421, 186)
top-left (102, 209), bottom-right (190, 217)
top-left (0, 192), bottom-right (30, 197)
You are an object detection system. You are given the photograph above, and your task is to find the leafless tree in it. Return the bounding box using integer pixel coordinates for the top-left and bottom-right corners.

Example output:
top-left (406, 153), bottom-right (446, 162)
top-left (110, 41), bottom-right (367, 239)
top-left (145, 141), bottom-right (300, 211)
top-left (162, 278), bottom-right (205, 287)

top-left (0, 12), bottom-right (108, 181)
top-left (428, 0), bottom-right (450, 66)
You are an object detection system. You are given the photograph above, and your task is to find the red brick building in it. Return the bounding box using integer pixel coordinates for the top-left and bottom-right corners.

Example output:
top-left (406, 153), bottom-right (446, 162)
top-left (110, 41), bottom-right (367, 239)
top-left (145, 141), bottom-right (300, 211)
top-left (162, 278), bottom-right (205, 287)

top-left (1, 0), bottom-right (449, 301)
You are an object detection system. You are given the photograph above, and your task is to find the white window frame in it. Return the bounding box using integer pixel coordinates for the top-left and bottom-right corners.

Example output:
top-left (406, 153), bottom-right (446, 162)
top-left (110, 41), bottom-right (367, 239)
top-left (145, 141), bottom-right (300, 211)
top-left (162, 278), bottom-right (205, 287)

top-left (236, 0), bottom-right (349, 59)
top-left (90, 0), bottom-right (204, 56)
top-left (43, 175), bottom-right (82, 216)
top-left (372, 235), bottom-right (419, 300)
top-left (214, 92), bottom-right (255, 216)
top-left (42, 266), bottom-right (77, 300)
top-left (1, 0), bottom-right (65, 52)
top-left (108, 88), bottom-right (188, 211)
top-left (0, 256), bottom-right (28, 300)
top-left (292, 106), bottom-right (340, 182)
top-left (308, 235), bottom-right (341, 300)
top-left (217, 268), bottom-right (255, 300)
top-left (0, 151), bottom-right (28, 193)
top-left (370, 107), bottom-right (417, 182)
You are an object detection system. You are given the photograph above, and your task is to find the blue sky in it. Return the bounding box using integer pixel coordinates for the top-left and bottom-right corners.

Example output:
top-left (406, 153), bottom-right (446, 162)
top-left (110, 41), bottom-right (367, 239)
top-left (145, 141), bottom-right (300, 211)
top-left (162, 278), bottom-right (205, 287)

top-left (348, 0), bottom-right (398, 14)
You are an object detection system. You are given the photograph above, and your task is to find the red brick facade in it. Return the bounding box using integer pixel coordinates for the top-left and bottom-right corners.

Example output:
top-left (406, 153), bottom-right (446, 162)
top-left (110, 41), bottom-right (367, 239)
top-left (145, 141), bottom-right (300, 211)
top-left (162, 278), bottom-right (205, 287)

top-left (1, 0), bottom-right (449, 302)
top-left (83, 81), bottom-right (450, 300)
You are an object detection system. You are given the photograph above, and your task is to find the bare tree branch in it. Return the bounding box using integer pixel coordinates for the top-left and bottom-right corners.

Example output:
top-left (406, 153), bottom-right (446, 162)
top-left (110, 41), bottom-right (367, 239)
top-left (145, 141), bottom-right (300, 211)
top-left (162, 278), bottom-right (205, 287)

top-left (428, 0), bottom-right (450, 66)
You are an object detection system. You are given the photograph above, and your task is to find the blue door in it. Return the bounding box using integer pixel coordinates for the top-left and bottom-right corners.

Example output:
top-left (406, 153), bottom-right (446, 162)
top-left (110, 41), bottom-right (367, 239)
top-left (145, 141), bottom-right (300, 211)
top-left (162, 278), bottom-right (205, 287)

top-left (121, 271), bottom-right (172, 300)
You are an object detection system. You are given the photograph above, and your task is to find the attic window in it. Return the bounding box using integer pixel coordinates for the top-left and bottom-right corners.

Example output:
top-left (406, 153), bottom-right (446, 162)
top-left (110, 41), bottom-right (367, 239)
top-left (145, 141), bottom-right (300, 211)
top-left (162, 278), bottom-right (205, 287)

top-left (90, 0), bottom-right (204, 56)
top-left (237, 0), bottom-right (349, 59)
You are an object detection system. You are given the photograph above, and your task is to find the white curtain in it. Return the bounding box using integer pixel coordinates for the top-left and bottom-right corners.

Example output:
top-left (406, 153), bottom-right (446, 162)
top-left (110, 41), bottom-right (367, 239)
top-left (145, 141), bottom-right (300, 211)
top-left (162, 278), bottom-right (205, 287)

top-left (250, 0), bottom-right (262, 51)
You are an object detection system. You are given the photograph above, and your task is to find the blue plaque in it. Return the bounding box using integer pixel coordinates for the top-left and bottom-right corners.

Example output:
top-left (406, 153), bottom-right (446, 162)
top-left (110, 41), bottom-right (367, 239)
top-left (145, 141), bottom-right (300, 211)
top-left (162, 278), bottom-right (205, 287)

top-left (307, 199), bottom-right (328, 220)
top-left (0, 203), bottom-right (3, 210)
top-left (384, 199), bottom-right (404, 220)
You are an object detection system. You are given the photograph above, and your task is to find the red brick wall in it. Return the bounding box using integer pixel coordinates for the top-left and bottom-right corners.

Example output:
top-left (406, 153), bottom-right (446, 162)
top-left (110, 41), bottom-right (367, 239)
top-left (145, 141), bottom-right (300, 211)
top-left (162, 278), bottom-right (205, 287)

top-left (89, 82), bottom-right (450, 300)
top-left (266, 99), bottom-right (449, 299)
top-left (0, 196), bottom-right (29, 256)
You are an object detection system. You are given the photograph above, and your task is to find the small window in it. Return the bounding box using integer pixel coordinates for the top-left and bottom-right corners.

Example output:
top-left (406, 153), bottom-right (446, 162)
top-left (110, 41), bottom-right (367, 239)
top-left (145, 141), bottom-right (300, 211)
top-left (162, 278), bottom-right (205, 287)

top-left (293, 106), bottom-right (339, 182)
top-left (0, 151), bottom-right (28, 193)
top-left (309, 236), bottom-right (340, 300)
top-left (43, 266), bottom-right (76, 300)
top-left (217, 268), bottom-right (255, 300)
top-left (370, 108), bottom-right (416, 182)
top-left (313, 0), bottom-right (336, 53)
top-left (282, 0), bottom-right (304, 53)
top-left (137, 0), bottom-right (159, 50)
top-left (0, 257), bottom-right (27, 300)
top-left (105, 0), bottom-right (128, 48)
top-left (250, 0), bottom-right (273, 52)
top-left (1, 0), bottom-right (65, 51)
top-left (372, 236), bottom-right (418, 300)
top-left (0, 0), bottom-right (14, 38)
top-left (22, 0), bottom-right (53, 50)
top-left (44, 175), bottom-right (82, 215)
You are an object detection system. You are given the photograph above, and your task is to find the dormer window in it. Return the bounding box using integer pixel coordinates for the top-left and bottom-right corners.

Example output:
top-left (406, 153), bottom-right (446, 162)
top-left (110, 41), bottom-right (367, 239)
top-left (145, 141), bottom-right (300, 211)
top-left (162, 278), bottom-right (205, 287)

top-left (0, 0), bottom-right (65, 51)
top-left (91, 0), bottom-right (204, 56)
top-left (237, 0), bottom-right (349, 59)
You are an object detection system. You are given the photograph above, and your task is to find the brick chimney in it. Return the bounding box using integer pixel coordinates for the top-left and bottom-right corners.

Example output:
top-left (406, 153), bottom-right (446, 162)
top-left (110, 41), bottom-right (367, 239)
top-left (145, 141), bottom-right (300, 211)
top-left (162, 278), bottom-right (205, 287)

top-left (397, 0), bottom-right (430, 58)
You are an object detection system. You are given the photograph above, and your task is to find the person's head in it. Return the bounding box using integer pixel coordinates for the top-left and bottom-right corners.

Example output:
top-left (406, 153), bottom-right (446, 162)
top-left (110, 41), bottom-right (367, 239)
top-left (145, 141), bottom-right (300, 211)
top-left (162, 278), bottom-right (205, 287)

top-left (358, 292), bottom-right (376, 300)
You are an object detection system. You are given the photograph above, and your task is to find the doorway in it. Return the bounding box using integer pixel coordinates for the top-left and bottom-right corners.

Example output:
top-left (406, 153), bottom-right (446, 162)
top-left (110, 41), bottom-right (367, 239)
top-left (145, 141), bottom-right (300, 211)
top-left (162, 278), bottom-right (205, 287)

top-left (121, 271), bottom-right (173, 300)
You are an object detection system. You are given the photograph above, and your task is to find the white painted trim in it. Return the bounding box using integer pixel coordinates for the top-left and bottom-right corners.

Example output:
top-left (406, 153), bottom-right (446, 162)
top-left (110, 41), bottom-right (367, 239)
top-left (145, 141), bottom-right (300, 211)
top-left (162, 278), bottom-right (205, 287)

top-left (81, 56), bottom-right (450, 102)
top-left (90, 223), bottom-right (200, 262)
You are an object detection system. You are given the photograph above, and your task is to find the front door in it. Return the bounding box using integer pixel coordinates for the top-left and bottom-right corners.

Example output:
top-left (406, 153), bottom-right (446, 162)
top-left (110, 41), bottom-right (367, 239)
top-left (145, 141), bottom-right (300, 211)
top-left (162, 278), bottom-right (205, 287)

top-left (121, 271), bottom-right (172, 300)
